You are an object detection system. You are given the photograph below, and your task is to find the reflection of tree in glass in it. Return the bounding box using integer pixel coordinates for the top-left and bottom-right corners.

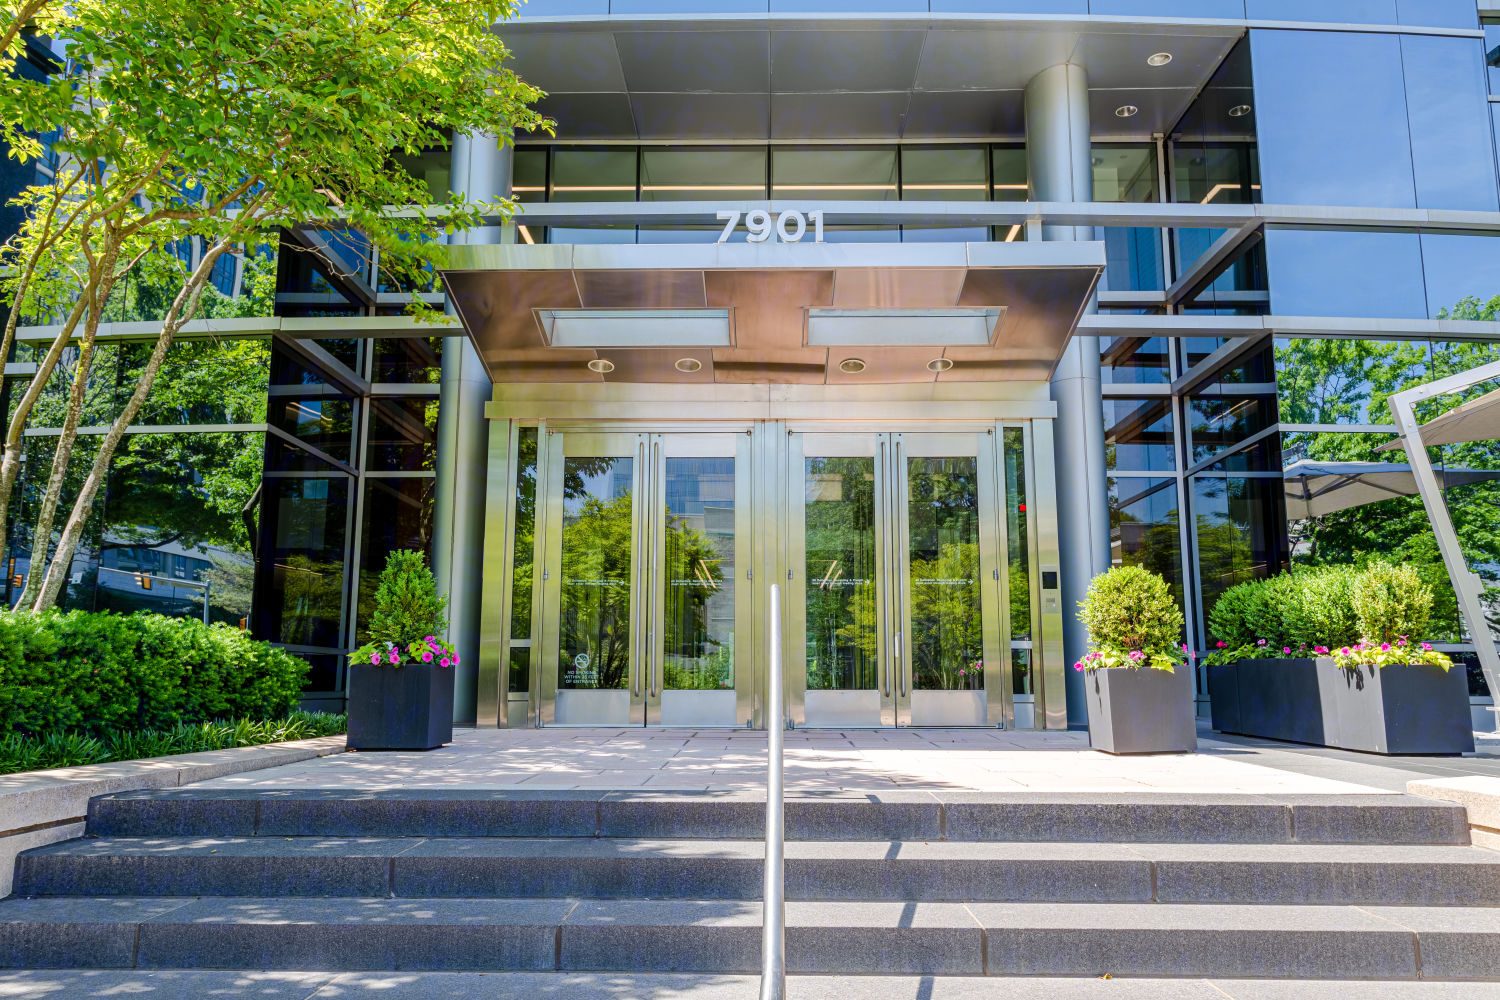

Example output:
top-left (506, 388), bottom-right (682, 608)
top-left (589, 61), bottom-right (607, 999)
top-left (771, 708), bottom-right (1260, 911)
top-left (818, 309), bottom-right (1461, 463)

top-left (1277, 301), bottom-right (1500, 640)
top-left (906, 459), bottom-right (982, 692)
top-left (805, 457), bottom-right (877, 691)
top-left (558, 480), bottom-right (721, 692)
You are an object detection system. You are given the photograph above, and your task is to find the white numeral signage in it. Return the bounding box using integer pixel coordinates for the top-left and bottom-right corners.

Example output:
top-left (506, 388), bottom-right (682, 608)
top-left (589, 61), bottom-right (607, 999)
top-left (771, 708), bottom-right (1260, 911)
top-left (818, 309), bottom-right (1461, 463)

top-left (717, 209), bottom-right (824, 244)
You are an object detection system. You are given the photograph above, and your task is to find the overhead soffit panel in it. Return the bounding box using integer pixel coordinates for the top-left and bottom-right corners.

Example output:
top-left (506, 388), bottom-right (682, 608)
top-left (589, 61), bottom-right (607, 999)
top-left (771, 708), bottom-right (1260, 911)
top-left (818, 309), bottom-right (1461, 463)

top-left (501, 20), bottom-right (1242, 141)
top-left (441, 243), bottom-right (1104, 385)
top-left (612, 30), bottom-right (771, 93)
top-left (769, 29), bottom-right (926, 93)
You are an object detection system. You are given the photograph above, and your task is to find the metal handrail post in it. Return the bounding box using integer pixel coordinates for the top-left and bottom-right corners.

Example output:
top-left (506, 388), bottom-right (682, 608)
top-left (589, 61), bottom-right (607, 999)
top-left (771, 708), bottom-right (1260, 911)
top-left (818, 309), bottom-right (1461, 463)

top-left (761, 583), bottom-right (785, 1000)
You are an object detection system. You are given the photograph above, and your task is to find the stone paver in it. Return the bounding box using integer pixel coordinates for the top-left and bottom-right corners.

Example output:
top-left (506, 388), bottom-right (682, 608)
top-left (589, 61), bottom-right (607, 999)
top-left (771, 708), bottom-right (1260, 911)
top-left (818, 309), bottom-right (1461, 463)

top-left (194, 728), bottom-right (1392, 795)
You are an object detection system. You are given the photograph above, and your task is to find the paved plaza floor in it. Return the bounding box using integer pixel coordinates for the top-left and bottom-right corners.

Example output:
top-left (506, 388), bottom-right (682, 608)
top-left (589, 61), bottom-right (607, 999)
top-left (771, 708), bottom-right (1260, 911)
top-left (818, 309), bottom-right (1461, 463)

top-left (192, 724), bottom-right (1500, 795)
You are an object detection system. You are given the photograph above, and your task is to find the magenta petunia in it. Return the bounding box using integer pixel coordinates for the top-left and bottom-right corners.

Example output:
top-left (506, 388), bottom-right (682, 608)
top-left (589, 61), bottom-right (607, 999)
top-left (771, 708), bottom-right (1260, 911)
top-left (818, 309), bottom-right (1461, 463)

top-left (369, 653), bottom-right (380, 665)
top-left (440, 657), bottom-right (450, 667)
top-left (388, 650), bottom-right (399, 664)
top-left (422, 651), bottom-right (433, 662)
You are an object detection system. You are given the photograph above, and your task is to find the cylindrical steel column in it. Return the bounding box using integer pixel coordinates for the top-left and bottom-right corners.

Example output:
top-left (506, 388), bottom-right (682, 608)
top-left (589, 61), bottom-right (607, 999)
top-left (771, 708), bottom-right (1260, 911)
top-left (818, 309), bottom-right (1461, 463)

top-left (434, 132), bottom-right (510, 725)
top-left (1025, 64), bottom-right (1109, 727)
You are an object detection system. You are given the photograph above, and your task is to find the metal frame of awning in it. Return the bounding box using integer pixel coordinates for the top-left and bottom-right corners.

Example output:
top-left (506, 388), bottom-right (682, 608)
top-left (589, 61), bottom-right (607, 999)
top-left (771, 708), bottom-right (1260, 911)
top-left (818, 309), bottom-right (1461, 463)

top-left (1388, 358), bottom-right (1500, 729)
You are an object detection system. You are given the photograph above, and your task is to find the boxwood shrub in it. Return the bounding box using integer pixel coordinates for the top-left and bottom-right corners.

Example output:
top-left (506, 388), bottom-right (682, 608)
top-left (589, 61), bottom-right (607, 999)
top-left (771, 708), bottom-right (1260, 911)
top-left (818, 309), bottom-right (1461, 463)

top-left (0, 610), bottom-right (310, 739)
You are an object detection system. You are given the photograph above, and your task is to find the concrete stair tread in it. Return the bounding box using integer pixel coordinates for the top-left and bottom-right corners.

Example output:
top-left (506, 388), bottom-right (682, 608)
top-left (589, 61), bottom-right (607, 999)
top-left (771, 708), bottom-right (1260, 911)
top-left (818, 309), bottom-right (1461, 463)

top-left (28, 835), bottom-right (1500, 864)
top-left (84, 788), bottom-right (1469, 845)
top-left (6, 893), bottom-right (1500, 929)
top-left (5, 972), bottom-right (1500, 1000)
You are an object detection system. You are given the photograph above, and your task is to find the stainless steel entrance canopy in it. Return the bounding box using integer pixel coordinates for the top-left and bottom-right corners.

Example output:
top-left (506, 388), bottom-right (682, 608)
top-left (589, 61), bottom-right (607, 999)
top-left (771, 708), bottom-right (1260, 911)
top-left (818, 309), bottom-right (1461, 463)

top-left (441, 240), bottom-right (1105, 384)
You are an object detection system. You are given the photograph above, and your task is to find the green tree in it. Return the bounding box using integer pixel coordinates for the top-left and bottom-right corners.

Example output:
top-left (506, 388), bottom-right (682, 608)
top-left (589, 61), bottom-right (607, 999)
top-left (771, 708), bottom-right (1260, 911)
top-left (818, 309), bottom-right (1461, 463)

top-left (0, 0), bottom-right (549, 611)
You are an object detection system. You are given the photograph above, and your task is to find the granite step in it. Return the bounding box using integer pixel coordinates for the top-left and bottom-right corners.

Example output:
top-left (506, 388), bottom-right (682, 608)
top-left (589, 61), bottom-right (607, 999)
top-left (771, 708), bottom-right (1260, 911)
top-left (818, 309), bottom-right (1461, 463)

top-left (83, 788), bottom-right (1471, 845)
top-left (2, 895), bottom-right (1498, 977)
top-left (5, 971), bottom-right (1500, 1000)
top-left (15, 836), bottom-right (1500, 905)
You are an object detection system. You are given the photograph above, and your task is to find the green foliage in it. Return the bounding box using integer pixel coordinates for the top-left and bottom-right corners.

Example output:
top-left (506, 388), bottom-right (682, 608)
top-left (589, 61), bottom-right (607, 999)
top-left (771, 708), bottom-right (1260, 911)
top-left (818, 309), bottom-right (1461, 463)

top-left (1077, 565), bottom-right (1185, 671)
top-left (0, 711), bottom-right (346, 775)
top-left (1351, 561), bottom-right (1433, 646)
top-left (367, 549), bottom-right (448, 647)
top-left (1206, 562), bottom-right (1450, 670)
top-left (0, 609), bottom-right (310, 739)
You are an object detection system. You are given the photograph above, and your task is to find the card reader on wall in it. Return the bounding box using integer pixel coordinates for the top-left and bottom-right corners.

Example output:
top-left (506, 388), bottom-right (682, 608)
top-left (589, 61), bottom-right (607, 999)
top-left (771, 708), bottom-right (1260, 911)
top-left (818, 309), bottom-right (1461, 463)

top-left (1041, 566), bottom-right (1060, 613)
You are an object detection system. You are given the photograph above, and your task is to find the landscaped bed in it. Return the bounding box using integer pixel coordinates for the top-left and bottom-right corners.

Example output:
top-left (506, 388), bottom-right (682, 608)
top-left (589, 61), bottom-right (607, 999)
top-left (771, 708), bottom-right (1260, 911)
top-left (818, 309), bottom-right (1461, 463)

top-left (0, 607), bottom-right (342, 774)
top-left (1204, 562), bottom-right (1473, 755)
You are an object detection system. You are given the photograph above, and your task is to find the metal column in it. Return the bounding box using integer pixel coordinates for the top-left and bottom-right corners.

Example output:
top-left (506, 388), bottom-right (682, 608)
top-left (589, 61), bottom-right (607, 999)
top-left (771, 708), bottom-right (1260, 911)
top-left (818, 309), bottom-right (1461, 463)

top-left (434, 132), bottom-right (511, 725)
top-left (1025, 63), bottom-right (1109, 727)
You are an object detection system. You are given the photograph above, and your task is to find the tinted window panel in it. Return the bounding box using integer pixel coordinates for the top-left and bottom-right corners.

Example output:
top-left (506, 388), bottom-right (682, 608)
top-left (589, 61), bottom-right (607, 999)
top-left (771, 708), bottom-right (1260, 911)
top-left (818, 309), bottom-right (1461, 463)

top-left (772, 147), bottom-right (897, 200)
top-left (1250, 30), bottom-right (1415, 208)
top-left (1091, 0), bottom-right (1242, 14)
top-left (1264, 229), bottom-right (1426, 319)
top-left (1245, 0), bottom-right (1395, 23)
top-left (931, 0), bottom-right (1086, 10)
top-left (550, 148), bottom-right (636, 202)
top-left (901, 146), bottom-right (987, 201)
top-left (1422, 236), bottom-right (1500, 319)
top-left (1398, 0), bottom-right (1476, 28)
top-left (640, 147), bottom-right (767, 202)
top-left (1400, 36), bottom-right (1499, 212)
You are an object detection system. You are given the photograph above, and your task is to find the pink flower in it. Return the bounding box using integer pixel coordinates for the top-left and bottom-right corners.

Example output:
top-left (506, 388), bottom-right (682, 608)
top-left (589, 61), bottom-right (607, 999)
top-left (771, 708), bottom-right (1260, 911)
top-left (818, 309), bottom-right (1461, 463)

top-left (1340, 648), bottom-right (1351, 656)
top-left (422, 651), bottom-right (433, 662)
top-left (453, 653), bottom-right (460, 665)
top-left (1421, 642), bottom-right (1433, 651)
top-left (424, 636), bottom-right (435, 643)
top-left (1380, 643), bottom-right (1391, 652)
top-left (1396, 638), bottom-right (1406, 646)
top-left (1257, 639), bottom-right (1266, 646)
top-left (958, 668), bottom-right (966, 677)
top-left (1073, 661), bottom-right (1083, 672)
top-left (1282, 647), bottom-right (1290, 655)
top-left (440, 657), bottom-right (451, 667)
top-left (388, 650), bottom-right (399, 664)
top-left (1216, 641), bottom-right (1226, 649)
top-left (369, 653), bottom-right (380, 665)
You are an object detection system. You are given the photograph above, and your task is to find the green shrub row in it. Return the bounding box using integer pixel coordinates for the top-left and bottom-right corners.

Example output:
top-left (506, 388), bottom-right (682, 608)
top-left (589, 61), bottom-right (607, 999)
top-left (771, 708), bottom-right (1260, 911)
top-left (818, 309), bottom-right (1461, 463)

top-left (1208, 561), bottom-right (1436, 654)
top-left (0, 711), bottom-right (347, 775)
top-left (0, 610), bottom-right (311, 739)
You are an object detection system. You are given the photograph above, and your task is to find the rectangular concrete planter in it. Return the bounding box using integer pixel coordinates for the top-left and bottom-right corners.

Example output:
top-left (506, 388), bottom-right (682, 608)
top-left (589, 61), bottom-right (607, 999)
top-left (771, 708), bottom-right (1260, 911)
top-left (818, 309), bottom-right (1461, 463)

top-left (346, 662), bottom-right (455, 751)
top-left (1207, 657), bottom-right (1474, 755)
top-left (1084, 665), bottom-right (1197, 755)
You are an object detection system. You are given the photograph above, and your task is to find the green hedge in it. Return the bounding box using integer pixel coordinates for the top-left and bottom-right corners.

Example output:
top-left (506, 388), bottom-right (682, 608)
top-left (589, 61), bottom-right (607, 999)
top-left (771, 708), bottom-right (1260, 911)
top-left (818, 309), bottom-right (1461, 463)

top-left (0, 610), bottom-right (310, 739)
top-left (0, 712), bottom-right (346, 775)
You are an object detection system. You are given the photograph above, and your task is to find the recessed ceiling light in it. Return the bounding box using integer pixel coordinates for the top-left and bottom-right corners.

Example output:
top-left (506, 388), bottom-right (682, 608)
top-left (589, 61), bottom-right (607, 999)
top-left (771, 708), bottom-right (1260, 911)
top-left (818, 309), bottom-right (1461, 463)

top-left (838, 358), bottom-right (867, 374)
top-left (587, 358), bottom-right (614, 374)
top-left (1115, 105), bottom-right (1139, 118)
top-left (1228, 104), bottom-right (1253, 118)
top-left (674, 357), bottom-right (703, 373)
top-left (927, 358), bottom-right (954, 373)
top-left (1147, 52), bottom-right (1172, 67)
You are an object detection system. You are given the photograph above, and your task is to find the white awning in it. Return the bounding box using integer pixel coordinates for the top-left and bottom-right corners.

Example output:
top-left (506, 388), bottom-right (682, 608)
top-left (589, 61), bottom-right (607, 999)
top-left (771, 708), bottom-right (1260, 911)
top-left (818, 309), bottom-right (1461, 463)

top-left (1283, 460), bottom-right (1500, 520)
top-left (1377, 385), bottom-right (1500, 452)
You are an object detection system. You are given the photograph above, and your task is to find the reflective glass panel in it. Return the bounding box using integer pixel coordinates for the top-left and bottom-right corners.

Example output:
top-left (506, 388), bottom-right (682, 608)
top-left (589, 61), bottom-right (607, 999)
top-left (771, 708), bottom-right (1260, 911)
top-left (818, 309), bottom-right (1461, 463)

top-left (513, 148), bottom-right (547, 203)
top-left (510, 429), bottom-right (538, 694)
top-left (992, 146), bottom-right (1028, 201)
top-left (907, 456), bottom-right (983, 692)
top-left (1250, 30), bottom-right (1415, 207)
top-left (901, 146), bottom-right (987, 201)
top-left (1192, 475), bottom-right (1288, 626)
top-left (640, 147), bottom-right (767, 202)
top-left (371, 337), bottom-right (441, 384)
top-left (1101, 337), bottom-right (1171, 385)
top-left (805, 457), bottom-right (878, 691)
top-left (1092, 0), bottom-right (1243, 13)
top-left (364, 397), bottom-right (437, 472)
top-left (269, 393), bottom-right (354, 465)
top-left (357, 477), bottom-right (435, 642)
top-left (1488, 25), bottom-right (1500, 93)
top-left (773, 147), bottom-right (898, 200)
top-left (550, 148), bottom-right (637, 202)
top-left (558, 457), bottom-right (633, 691)
top-left (662, 457), bottom-right (736, 692)
top-left (1093, 145), bottom-right (1157, 204)
top-left (1400, 36), bottom-right (1499, 212)
top-left (1398, 0), bottom-right (1477, 28)
top-left (1264, 229), bottom-right (1427, 319)
top-left (259, 476), bottom-right (349, 648)
top-left (1004, 428), bottom-right (1030, 642)
top-left (1104, 397), bottom-right (1176, 471)
top-left (1109, 476), bottom-right (1183, 609)
top-left (1423, 236), bottom-right (1500, 319)
top-left (1245, 0), bottom-right (1395, 23)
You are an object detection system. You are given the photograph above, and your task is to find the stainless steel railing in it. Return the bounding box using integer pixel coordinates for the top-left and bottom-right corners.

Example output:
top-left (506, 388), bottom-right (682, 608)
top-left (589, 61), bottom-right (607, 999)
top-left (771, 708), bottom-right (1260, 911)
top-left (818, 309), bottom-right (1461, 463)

top-left (761, 583), bottom-right (786, 1000)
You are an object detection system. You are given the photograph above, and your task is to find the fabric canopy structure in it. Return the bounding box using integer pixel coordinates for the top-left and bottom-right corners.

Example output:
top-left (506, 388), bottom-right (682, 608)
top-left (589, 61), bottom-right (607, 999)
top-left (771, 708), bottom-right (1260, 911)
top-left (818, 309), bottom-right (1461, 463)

top-left (1377, 385), bottom-right (1500, 452)
top-left (1283, 460), bottom-right (1500, 520)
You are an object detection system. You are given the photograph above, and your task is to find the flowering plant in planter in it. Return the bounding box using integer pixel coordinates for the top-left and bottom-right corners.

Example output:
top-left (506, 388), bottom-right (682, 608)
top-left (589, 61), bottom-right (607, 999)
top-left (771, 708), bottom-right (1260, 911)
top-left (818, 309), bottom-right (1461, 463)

top-left (348, 549), bottom-right (459, 669)
top-left (1075, 565), bottom-right (1186, 673)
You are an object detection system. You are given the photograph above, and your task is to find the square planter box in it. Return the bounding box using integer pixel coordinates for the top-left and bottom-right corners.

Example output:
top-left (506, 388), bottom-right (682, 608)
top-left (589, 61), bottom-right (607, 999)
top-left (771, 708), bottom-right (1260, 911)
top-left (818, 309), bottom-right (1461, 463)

top-left (1207, 657), bottom-right (1474, 755)
top-left (1084, 664), bottom-right (1197, 755)
top-left (346, 661), bottom-right (455, 751)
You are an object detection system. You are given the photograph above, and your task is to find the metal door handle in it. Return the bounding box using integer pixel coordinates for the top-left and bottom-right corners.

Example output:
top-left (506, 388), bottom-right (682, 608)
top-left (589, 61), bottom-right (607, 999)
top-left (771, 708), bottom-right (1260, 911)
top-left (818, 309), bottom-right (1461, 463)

top-left (648, 630), bottom-right (656, 696)
top-left (895, 631), bottom-right (905, 696)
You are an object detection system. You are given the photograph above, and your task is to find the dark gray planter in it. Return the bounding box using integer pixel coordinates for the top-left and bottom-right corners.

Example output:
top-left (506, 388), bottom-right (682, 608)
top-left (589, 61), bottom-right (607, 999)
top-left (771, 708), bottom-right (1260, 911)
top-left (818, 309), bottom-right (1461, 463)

top-left (1084, 665), bottom-right (1197, 755)
top-left (1208, 657), bottom-right (1474, 755)
top-left (346, 661), bottom-right (455, 751)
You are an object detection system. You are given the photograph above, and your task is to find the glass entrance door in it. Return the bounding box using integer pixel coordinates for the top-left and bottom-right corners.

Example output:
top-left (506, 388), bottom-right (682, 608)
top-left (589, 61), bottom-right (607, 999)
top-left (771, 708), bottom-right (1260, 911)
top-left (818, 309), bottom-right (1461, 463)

top-left (791, 432), bottom-right (1009, 727)
top-left (537, 431), bottom-right (748, 727)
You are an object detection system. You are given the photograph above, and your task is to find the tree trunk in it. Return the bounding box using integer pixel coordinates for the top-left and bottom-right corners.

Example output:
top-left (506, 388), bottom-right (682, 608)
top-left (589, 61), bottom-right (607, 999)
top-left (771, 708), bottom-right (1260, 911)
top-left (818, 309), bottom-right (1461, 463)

top-left (14, 253), bottom-right (115, 610)
top-left (32, 241), bottom-right (231, 611)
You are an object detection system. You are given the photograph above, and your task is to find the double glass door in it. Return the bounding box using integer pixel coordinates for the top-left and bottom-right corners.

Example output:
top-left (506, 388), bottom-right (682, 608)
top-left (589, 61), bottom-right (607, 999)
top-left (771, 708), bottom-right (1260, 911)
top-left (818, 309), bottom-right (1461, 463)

top-left (790, 432), bottom-right (1011, 728)
top-left (536, 431), bottom-right (750, 727)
